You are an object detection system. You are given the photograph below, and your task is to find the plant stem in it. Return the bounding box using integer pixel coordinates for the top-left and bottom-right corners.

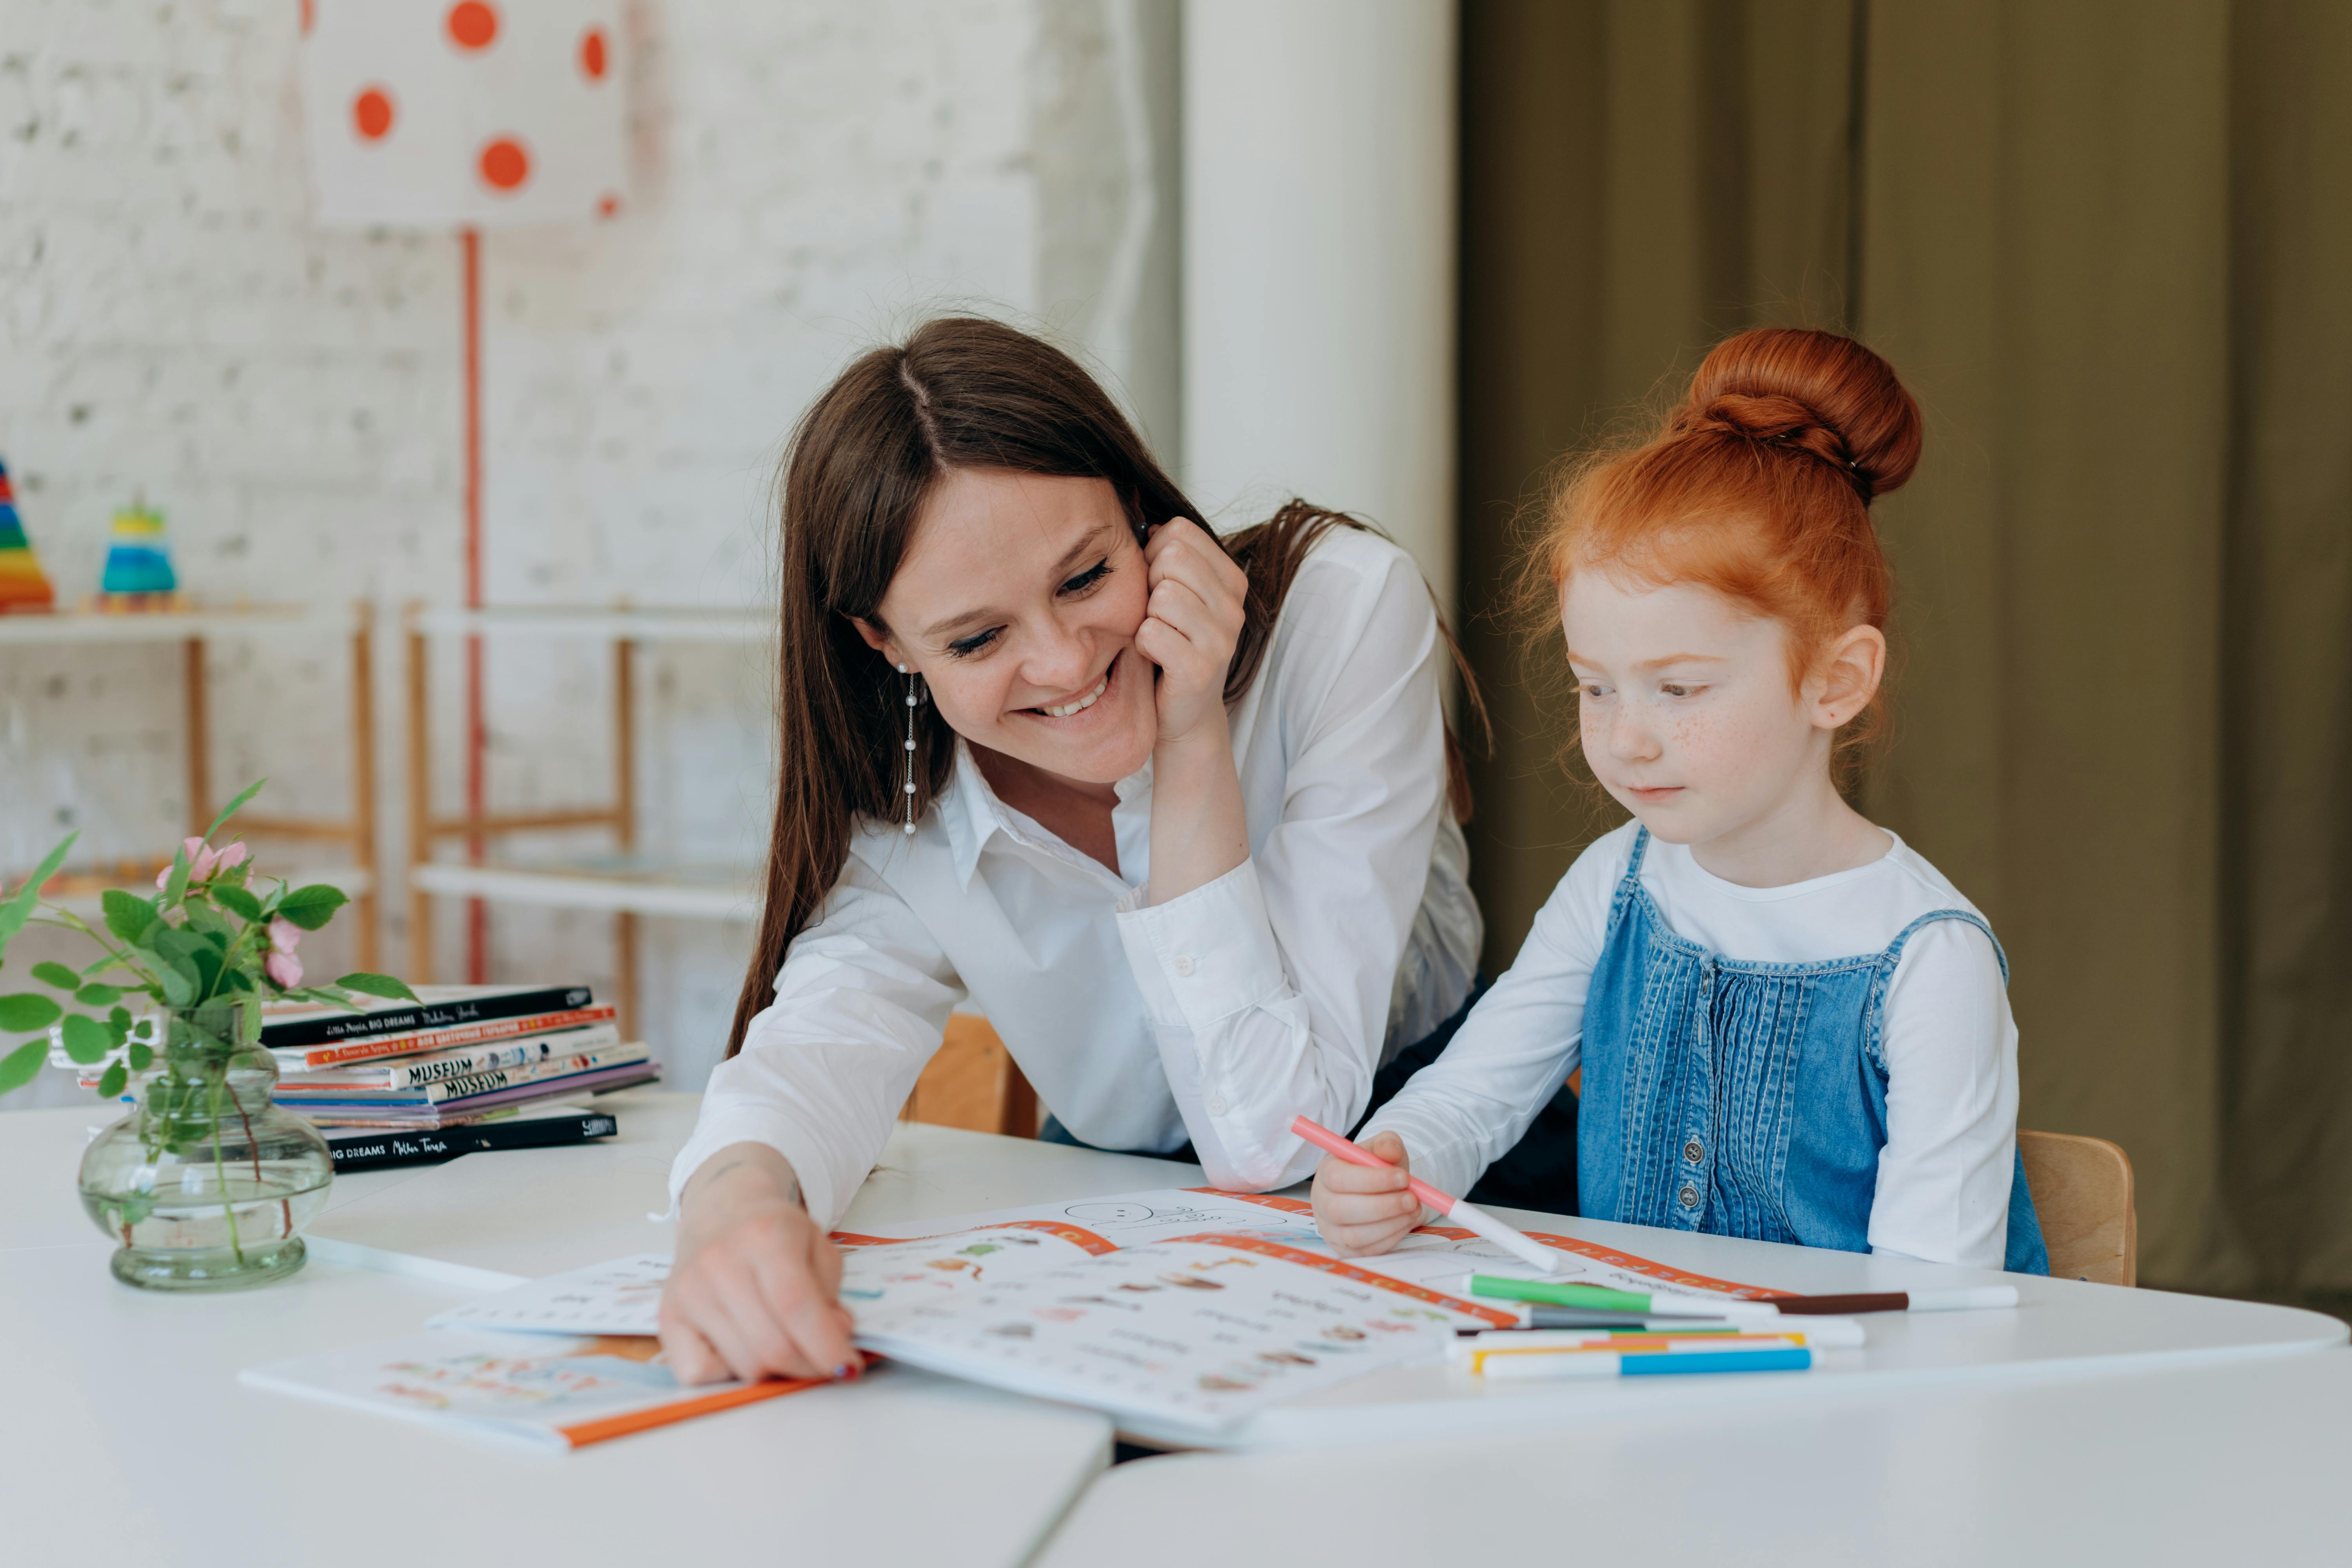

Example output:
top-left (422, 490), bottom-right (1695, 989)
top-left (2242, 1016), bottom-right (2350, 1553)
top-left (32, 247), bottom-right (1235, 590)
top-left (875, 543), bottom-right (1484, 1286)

top-left (206, 1070), bottom-right (246, 1265)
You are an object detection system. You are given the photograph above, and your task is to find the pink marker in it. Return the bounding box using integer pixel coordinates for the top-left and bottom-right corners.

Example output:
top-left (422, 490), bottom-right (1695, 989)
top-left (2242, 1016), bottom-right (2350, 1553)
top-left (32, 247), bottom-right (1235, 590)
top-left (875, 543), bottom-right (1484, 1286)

top-left (1292, 1115), bottom-right (1570, 1276)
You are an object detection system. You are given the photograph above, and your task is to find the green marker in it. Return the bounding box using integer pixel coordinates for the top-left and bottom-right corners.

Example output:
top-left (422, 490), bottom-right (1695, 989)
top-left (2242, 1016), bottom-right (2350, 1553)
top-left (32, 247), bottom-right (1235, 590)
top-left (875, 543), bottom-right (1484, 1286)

top-left (1468, 1275), bottom-right (1776, 1318)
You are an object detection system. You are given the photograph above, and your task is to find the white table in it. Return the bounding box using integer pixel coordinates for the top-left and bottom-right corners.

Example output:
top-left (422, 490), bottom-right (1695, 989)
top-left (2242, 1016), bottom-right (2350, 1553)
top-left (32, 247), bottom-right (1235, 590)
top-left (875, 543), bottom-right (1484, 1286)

top-left (9, 1089), bottom-right (2347, 1565)
top-left (295, 1093), bottom-right (2346, 1453)
top-left (0, 1091), bottom-right (1118, 1568)
top-left (1036, 1345), bottom-right (2352, 1566)
top-left (1197, 1195), bottom-right (2347, 1449)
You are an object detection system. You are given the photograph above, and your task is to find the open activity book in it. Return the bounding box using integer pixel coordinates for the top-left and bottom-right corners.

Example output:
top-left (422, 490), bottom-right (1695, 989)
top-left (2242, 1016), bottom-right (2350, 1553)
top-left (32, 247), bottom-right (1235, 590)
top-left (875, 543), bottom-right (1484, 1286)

top-left (241, 1189), bottom-right (1784, 1447)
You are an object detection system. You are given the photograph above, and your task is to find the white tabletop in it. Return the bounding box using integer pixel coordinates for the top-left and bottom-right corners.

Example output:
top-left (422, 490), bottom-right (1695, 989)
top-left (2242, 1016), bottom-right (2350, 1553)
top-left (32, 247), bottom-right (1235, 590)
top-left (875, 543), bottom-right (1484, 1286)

top-left (1036, 1345), bottom-right (2352, 1567)
top-left (1193, 1194), bottom-right (2347, 1449)
top-left (9, 1089), bottom-right (2345, 1565)
top-left (0, 1091), bottom-right (1115, 1568)
top-left (294, 1093), bottom-right (2346, 1452)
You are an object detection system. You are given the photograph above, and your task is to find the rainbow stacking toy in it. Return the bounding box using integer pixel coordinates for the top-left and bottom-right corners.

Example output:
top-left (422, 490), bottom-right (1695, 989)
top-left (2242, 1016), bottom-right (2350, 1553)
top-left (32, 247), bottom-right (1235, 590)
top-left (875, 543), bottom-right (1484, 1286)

top-left (98, 502), bottom-right (178, 603)
top-left (0, 457), bottom-right (55, 611)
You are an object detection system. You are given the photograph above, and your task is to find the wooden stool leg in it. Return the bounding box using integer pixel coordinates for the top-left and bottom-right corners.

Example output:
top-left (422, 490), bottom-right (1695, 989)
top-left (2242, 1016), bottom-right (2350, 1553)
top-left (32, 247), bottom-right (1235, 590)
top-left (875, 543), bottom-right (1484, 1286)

top-left (183, 636), bottom-right (210, 837)
top-left (350, 605), bottom-right (379, 973)
top-left (404, 617), bottom-right (434, 984)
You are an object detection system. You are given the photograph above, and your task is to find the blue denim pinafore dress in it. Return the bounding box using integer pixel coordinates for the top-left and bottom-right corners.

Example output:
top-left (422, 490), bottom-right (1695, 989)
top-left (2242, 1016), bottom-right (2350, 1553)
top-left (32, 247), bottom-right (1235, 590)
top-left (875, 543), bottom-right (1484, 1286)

top-left (1577, 829), bottom-right (2049, 1274)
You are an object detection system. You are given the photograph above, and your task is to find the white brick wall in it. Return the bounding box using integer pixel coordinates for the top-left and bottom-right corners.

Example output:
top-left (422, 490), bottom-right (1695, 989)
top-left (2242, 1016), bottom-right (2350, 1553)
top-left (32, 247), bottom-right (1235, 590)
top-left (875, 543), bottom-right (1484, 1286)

top-left (1, 0), bottom-right (1176, 1107)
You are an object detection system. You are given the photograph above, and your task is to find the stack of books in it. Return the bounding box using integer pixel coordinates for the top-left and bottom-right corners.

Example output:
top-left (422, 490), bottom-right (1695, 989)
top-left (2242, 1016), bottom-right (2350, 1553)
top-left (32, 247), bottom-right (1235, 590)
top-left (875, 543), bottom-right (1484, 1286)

top-left (257, 984), bottom-right (659, 1128)
top-left (70, 984), bottom-right (659, 1130)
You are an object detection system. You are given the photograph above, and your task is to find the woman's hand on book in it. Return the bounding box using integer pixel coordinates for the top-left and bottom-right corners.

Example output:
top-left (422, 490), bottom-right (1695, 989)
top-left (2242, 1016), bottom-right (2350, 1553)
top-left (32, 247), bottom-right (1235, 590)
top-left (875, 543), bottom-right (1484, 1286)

top-left (662, 1143), bottom-right (858, 1385)
top-left (1310, 1130), bottom-right (1422, 1257)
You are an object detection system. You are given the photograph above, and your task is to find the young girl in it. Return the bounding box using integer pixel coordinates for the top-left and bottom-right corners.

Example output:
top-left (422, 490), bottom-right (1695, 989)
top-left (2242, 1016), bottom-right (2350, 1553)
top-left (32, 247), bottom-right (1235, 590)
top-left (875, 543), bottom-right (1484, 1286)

top-left (1314, 327), bottom-right (2048, 1274)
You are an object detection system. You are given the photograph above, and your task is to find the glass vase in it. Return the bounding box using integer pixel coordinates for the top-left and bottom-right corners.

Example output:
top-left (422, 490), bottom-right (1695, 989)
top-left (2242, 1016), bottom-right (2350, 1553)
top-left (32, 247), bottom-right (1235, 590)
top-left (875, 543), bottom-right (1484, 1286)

top-left (77, 1000), bottom-right (335, 1290)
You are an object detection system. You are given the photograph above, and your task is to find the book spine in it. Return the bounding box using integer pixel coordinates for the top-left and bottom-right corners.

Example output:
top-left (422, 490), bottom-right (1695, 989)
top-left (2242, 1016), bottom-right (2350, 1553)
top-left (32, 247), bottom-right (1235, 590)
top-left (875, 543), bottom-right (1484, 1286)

top-left (422, 1045), bottom-right (651, 1104)
top-left (260, 985), bottom-right (593, 1051)
top-left (280, 1005), bottom-right (615, 1069)
top-left (383, 1024), bottom-right (623, 1088)
top-left (322, 1111), bottom-right (620, 1173)
top-left (298, 1062), bottom-right (660, 1123)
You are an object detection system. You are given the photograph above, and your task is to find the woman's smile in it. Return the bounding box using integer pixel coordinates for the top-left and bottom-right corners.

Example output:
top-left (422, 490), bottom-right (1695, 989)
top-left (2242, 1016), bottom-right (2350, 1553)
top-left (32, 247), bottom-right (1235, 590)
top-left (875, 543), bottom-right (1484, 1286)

top-left (1022, 656), bottom-right (1118, 720)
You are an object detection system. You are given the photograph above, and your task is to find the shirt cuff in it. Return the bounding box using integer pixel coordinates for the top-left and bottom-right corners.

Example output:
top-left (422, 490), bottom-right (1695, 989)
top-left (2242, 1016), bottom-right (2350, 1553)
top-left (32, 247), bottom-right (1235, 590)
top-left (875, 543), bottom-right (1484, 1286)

top-left (1113, 858), bottom-right (1290, 1033)
top-left (668, 1107), bottom-right (850, 1232)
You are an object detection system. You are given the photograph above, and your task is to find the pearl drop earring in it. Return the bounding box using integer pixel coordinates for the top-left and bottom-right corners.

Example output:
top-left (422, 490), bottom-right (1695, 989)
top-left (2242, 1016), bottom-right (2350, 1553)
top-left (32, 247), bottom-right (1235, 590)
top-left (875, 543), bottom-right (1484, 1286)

top-left (897, 662), bottom-right (919, 835)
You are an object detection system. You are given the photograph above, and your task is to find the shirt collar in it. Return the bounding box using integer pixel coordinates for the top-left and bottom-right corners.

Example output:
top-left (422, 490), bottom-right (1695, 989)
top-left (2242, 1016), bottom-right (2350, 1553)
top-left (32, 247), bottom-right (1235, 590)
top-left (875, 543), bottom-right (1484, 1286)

top-left (939, 739), bottom-right (1151, 890)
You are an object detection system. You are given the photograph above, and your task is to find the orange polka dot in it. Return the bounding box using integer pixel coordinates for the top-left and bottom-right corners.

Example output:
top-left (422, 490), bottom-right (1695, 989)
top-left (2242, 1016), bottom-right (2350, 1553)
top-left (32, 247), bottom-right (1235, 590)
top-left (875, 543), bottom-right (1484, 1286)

top-left (352, 87), bottom-right (394, 141)
top-left (597, 192), bottom-right (620, 218)
top-left (446, 1), bottom-right (499, 50)
top-left (478, 136), bottom-right (530, 192)
top-left (300, 0), bottom-right (315, 36)
top-left (581, 27), bottom-right (608, 80)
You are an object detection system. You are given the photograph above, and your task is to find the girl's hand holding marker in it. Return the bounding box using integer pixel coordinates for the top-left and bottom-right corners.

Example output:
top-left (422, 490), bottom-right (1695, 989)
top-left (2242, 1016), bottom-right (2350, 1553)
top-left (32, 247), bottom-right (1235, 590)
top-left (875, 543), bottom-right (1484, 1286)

top-left (1294, 1116), bottom-right (1570, 1275)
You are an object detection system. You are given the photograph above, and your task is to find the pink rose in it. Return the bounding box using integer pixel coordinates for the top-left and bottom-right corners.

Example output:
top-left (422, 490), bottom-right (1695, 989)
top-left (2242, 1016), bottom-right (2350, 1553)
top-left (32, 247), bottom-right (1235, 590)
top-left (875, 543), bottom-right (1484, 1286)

top-left (268, 917), bottom-right (301, 955)
top-left (180, 837), bottom-right (220, 882)
top-left (265, 949), bottom-right (303, 988)
top-left (212, 842), bottom-right (248, 875)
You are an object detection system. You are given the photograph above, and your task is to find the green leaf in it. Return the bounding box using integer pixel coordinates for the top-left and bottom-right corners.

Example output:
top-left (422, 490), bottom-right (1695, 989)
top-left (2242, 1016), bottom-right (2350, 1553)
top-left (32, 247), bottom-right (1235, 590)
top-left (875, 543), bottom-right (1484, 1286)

top-left (32, 961), bottom-right (79, 990)
top-left (335, 972), bottom-right (419, 1003)
top-left (101, 888), bottom-right (157, 946)
top-left (96, 1062), bottom-right (128, 1099)
top-left (0, 830), bottom-right (78, 967)
top-left (127, 1040), bottom-right (153, 1072)
top-left (0, 1038), bottom-right (46, 1095)
top-left (214, 884), bottom-right (263, 922)
top-left (59, 1013), bottom-right (110, 1065)
top-left (161, 844), bottom-right (191, 907)
top-left (151, 962), bottom-right (193, 1008)
top-left (203, 778), bottom-right (269, 842)
top-left (74, 984), bottom-right (121, 1006)
top-left (0, 992), bottom-right (63, 1032)
top-left (273, 884), bottom-right (348, 932)
top-left (181, 898), bottom-right (229, 937)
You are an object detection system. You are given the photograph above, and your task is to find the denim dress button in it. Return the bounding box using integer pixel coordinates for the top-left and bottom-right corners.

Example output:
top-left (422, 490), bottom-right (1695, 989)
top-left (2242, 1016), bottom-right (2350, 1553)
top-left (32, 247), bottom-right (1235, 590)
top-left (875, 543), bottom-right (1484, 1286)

top-left (1678, 1185), bottom-right (1699, 1209)
top-left (1684, 1140), bottom-right (1704, 1163)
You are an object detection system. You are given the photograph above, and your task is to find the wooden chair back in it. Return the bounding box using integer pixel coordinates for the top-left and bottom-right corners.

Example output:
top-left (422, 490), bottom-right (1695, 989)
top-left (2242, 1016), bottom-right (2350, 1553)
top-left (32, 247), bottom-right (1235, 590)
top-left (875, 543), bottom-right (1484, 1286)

top-left (2018, 1129), bottom-right (2137, 1286)
top-left (900, 1014), bottom-right (1039, 1138)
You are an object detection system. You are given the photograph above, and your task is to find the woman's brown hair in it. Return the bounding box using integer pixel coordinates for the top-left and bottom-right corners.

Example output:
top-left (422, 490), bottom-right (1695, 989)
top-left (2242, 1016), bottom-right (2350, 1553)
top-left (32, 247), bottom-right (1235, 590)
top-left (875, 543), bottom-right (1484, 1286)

top-left (727, 316), bottom-right (1477, 1057)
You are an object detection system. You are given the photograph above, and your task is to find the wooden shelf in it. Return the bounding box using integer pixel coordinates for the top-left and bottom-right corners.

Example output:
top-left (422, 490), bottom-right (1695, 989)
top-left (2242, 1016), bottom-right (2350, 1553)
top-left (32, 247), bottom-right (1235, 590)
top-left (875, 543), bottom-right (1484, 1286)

top-left (4, 602), bottom-right (380, 971)
top-left (409, 857), bottom-right (758, 922)
top-left (0, 604), bottom-right (352, 644)
top-left (407, 606), bottom-right (771, 644)
top-left (41, 863), bottom-right (376, 919)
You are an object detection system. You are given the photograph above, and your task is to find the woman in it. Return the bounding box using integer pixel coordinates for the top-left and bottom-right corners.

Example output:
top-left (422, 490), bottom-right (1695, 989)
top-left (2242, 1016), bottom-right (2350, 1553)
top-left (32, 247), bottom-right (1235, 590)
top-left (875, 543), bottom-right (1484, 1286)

top-left (660, 317), bottom-right (1482, 1384)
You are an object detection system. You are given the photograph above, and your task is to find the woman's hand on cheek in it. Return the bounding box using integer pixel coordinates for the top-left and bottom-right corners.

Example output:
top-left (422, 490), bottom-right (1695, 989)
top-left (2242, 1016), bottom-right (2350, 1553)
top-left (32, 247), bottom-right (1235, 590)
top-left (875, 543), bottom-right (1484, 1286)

top-left (1134, 517), bottom-right (1248, 748)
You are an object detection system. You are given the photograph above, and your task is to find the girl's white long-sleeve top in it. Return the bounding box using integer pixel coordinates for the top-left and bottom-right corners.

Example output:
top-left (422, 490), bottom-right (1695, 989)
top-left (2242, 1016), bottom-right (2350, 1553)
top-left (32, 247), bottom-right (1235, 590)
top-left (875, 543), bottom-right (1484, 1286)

top-left (1359, 822), bottom-right (2021, 1269)
top-left (670, 527), bottom-right (1482, 1228)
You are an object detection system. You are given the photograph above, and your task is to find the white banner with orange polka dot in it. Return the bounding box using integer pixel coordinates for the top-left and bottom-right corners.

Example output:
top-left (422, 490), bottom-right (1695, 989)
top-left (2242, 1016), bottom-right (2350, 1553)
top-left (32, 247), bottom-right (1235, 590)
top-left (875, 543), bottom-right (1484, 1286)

top-left (301, 0), bottom-right (628, 229)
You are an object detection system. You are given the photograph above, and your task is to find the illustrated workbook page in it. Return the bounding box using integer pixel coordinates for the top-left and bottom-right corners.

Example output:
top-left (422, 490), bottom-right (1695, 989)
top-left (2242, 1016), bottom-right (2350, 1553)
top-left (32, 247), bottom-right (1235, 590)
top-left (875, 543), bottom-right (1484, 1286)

top-left (239, 1330), bottom-right (823, 1451)
top-left (409, 1188), bottom-right (1781, 1436)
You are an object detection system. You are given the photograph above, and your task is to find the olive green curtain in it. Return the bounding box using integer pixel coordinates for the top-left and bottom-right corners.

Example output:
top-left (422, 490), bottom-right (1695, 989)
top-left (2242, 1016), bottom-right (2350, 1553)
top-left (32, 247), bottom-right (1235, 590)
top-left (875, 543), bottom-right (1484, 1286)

top-left (1459, 0), bottom-right (2352, 1294)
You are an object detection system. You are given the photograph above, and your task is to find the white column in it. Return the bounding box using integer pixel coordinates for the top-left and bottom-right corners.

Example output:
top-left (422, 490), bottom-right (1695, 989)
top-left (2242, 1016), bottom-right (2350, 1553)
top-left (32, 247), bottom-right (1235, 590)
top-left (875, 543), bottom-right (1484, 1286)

top-left (1181, 0), bottom-right (1459, 615)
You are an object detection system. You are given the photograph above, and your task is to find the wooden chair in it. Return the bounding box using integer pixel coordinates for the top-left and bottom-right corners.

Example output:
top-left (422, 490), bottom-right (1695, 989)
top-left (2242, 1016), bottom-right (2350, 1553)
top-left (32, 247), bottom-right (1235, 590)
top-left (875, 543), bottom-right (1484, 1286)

top-left (2018, 1129), bottom-right (2137, 1287)
top-left (899, 1014), bottom-right (1040, 1138)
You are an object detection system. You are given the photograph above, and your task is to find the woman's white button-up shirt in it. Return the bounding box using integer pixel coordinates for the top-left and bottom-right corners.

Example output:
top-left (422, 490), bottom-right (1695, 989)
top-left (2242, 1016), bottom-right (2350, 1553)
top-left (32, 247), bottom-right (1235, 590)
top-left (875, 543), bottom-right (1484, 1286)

top-left (670, 527), bottom-right (1482, 1226)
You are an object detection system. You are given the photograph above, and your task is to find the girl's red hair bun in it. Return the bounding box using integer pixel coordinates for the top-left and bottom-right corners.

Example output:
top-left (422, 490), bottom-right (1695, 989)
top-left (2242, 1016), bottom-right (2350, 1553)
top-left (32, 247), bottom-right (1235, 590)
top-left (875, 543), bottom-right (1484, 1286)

top-left (1678, 328), bottom-right (1922, 505)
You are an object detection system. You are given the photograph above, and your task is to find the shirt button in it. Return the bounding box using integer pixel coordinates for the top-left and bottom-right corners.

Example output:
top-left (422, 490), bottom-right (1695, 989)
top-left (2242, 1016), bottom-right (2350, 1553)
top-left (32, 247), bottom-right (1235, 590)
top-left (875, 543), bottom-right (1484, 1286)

top-left (1172, 955), bottom-right (1197, 977)
top-left (1684, 1140), bottom-right (1704, 1163)
top-left (1205, 1095), bottom-right (1227, 1116)
top-left (1678, 1185), bottom-right (1700, 1209)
